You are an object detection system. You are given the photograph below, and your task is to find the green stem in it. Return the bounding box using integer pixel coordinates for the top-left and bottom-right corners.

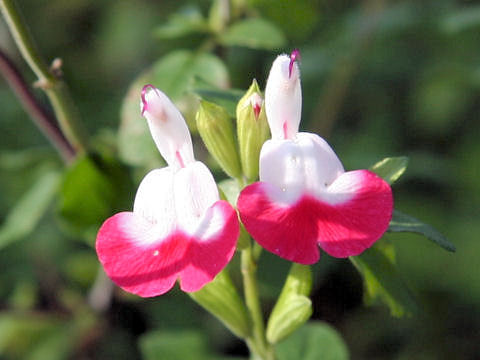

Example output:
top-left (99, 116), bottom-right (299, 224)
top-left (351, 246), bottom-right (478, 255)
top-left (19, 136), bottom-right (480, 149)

top-left (241, 246), bottom-right (275, 360)
top-left (0, 0), bottom-right (88, 153)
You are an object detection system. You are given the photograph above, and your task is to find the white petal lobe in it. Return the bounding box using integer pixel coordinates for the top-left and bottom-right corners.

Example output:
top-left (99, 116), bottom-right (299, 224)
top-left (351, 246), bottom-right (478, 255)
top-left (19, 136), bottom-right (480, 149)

top-left (174, 161), bottom-right (220, 235)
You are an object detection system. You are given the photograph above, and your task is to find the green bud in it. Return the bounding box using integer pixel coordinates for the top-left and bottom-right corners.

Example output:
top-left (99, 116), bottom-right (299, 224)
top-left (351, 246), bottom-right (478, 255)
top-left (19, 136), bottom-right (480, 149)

top-left (196, 100), bottom-right (242, 178)
top-left (236, 79), bottom-right (270, 181)
top-left (188, 270), bottom-right (250, 338)
top-left (266, 263), bottom-right (313, 344)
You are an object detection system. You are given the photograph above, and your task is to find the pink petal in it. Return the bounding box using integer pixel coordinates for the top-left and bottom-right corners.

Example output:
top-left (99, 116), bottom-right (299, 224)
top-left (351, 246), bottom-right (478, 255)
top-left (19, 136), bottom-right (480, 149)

top-left (96, 200), bottom-right (238, 297)
top-left (237, 170), bottom-right (392, 264)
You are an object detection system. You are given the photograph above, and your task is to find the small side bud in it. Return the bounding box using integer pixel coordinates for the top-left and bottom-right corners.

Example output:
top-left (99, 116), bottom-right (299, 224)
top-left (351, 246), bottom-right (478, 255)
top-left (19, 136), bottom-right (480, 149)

top-left (236, 79), bottom-right (270, 181)
top-left (196, 101), bottom-right (242, 178)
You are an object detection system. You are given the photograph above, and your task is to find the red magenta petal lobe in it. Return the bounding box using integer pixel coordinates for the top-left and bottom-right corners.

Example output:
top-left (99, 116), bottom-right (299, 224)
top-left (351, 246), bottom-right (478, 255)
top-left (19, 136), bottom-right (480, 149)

top-left (237, 170), bottom-right (393, 264)
top-left (96, 200), bottom-right (238, 297)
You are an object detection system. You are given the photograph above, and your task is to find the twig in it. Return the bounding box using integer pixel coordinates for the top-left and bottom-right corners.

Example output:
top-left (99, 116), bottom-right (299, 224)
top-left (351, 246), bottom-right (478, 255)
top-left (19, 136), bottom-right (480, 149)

top-left (0, 49), bottom-right (75, 163)
top-left (0, 0), bottom-right (88, 153)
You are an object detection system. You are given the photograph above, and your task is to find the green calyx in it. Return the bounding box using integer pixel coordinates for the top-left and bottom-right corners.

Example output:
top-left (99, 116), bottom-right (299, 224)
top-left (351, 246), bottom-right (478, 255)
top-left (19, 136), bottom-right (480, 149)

top-left (266, 263), bottom-right (313, 344)
top-left (196, 100), bottom-right (242, 178)
top-left (236, 79), bottom-right (270, 181)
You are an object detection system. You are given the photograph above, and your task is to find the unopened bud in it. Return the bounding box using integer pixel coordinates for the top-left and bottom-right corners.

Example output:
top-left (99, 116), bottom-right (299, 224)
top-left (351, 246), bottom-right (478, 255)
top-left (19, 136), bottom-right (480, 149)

top-left (196, 101), bottom-right (242, 178)
top-left (236, 79), bottom-right (270, 181)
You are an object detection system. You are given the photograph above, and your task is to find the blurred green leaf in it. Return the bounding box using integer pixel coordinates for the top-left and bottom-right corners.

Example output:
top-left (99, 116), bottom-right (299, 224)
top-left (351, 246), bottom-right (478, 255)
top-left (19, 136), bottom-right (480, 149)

top-left (276, 321), bottom-right (349, 360)
top-left (389, 210), bottom-right (456, 252)
top-left (154, 6), bottom-right (208, 39)
top-left (370, 156), bottom-right (409, 184)
top-left (192, 77), bottom-right (243, 117)
top-left (267, 264), bottom-right (313, 344)
top-left (119, 50), bottom-right (229, 167)
top-left (248, 0), bottom-right (320, 41)
top-left (0, 170), bottom-right (60, 250)
top-left (57, 154), bottom-right (133, 244)
top-left (140, 330), bottom-right (211, 360)
top-left (220, 18), bottom-right (286, 49)
top-left (209, 0), bottom-right (230, 33)
top-left (0, 313), bottom-right (61, 358)
top-left (188, 270), bottom-right (249, 338)
top-left (152, 50), bottom-right (229, 100)
top-left (441, 5), bottom-right (480, 34)
top-left (350, 245), bottom-right (418, 317)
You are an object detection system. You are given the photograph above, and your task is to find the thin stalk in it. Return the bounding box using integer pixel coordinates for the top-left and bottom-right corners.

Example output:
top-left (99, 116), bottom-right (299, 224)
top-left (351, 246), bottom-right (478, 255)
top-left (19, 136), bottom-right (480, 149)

top-left (241, 246), bottom-right (275, 360)
top-left (0, 49), bottom-right (75, 163)
top-left (0, 0), bottom-right (88, 153)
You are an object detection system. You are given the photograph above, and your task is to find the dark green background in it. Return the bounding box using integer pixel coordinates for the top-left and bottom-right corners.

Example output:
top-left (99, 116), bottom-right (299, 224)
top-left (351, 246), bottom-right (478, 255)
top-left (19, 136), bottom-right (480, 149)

top-left (0, 0), bottom-right (479, 359)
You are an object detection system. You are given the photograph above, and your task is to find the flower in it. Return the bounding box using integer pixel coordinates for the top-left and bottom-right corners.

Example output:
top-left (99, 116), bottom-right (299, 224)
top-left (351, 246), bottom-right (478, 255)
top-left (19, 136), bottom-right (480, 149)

top-left (96, 85), bottom-right (239, 297)
top-left (237, 51), bottom-right (393, 265)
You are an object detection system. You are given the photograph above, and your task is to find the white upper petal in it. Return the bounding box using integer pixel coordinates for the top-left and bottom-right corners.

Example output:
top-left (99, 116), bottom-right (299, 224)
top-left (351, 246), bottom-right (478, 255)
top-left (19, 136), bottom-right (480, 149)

top-left (265, 54), bottom-right (302, 140)
top-left (133, 168), bottom-right (176, 243)
top-left (173, 161), bottom-right (220, 236)
top-left (141, 86), bottom-right (194, 169)
top-left (259, 132), bottom-right (344, 205)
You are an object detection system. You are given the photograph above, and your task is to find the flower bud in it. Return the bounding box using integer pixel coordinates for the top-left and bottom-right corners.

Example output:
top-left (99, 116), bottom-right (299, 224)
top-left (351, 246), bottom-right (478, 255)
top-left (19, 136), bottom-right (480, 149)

top-left (236, 79), bottom-right (270, 180)
top-left (196, 100), bottom-right (242, 178)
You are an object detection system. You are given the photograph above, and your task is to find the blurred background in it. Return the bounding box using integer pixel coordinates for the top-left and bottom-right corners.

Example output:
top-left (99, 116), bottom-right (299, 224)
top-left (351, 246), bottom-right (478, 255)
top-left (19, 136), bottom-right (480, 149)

top-left (0, 0), bottom-right (479, 359)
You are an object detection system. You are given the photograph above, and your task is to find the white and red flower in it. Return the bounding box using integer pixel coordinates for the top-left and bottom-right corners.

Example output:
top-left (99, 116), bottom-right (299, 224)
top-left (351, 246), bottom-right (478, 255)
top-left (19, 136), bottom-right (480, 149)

top-left (96, 85), bottom-right (239, 297)
top-left (237, 51), bottom-right (393, 265)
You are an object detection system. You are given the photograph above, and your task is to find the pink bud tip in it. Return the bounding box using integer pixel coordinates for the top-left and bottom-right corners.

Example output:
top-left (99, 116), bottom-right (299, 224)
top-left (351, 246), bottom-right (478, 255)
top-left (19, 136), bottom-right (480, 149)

top-left (289, 49), bottom-right (300, 78)
top-left (253, 103), bottom-right (261, 119)
top-left (141, 84), bottom-right (156, 116)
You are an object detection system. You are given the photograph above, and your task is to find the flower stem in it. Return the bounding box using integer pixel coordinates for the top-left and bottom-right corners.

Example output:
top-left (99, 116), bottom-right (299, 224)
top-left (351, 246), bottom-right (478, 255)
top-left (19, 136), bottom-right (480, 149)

top-left (241, 246), bottom-right (275, 360)
top-left (0, 0), bottom-right (88, 153)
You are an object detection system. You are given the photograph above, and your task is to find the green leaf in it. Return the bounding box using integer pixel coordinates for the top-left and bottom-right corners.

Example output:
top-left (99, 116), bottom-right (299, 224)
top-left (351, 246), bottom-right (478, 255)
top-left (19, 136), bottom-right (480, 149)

top-left (0, 313), bottom-right (61, 357)
top-left (370, 156), bottom-right (409, 184)
top-left (139, 330), bottom-right (211, 360)
top-left (267, 264), bottom-right (313, 344)
top-left (153, 6), bottom-right (208, 39)
top-left (192, 76), bottom-right (243, 118)
top-left (441, 5), bottom-right (480, 34)
top-left (188, 270), bottom-right (249, 338)
top-left (151, 50), bottom-right (229, 101)
top-left (276, 322), bottom-right (349, 360)
top-left (388, 210), bottom-right (456, 252)
top-left (57, 154), bottom-right (133, 244)
top-left (119, 50), bottom-right (229, 167)
top-left (220, 18), bottom-right (286, 49)
top-left (350, 245), bottom-right (417, 317)
top-left (0, 170), bottom-right (60, 250)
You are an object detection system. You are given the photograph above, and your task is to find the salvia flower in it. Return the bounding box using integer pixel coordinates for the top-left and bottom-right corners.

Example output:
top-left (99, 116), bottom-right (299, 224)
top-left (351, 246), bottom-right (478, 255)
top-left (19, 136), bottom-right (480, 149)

top-left (237, 51), bottom-right (393, 265)
top-left (96, 85), bottom-right (239, 297)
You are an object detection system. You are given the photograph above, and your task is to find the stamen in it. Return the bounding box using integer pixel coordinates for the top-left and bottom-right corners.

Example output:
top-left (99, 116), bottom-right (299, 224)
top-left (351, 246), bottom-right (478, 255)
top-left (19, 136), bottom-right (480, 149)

top-left (289, 49), bottom-right (300, 78)
top-left (141, 84), bottom-right (156, 116)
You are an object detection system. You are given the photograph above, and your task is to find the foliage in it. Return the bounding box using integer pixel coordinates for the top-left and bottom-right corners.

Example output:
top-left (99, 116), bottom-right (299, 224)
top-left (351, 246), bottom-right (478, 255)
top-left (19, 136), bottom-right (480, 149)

top-left (1, 0), bottom-right (478, 359)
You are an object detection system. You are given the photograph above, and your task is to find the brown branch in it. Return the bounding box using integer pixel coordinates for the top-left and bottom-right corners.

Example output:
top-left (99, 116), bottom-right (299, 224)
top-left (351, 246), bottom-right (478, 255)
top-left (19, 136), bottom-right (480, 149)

top-left (0, 48), bottom-right (75, 163)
